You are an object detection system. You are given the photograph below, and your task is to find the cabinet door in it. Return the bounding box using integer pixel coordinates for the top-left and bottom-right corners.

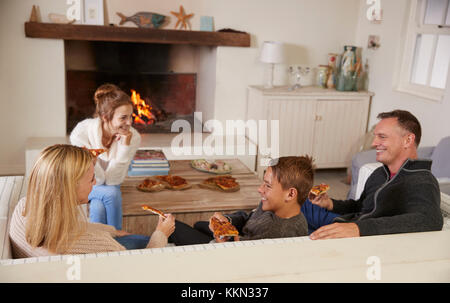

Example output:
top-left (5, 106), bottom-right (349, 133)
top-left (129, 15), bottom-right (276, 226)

top-left (267, 98), bottom-right (316, 158)
top-left (313, 98), bottom-right (369, 168)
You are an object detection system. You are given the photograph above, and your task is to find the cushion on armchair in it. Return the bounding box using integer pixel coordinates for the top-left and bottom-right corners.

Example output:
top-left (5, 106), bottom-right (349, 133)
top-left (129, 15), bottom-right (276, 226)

top-left (430, 136), bottom-right (450, 180)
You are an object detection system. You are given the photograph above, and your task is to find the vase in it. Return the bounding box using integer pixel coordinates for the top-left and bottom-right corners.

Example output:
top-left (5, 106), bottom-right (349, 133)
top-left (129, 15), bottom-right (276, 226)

top-left (336, 45), bottom-right (357, 91)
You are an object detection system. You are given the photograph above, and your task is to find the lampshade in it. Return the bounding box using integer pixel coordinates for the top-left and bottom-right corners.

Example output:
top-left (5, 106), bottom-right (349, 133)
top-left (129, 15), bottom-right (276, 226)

top-left (259, 41), bottom-right (285, 64)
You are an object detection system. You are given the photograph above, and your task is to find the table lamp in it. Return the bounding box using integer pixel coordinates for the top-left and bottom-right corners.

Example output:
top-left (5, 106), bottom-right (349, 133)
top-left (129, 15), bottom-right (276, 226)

top-left (260, 41), bottom-right (285, 88)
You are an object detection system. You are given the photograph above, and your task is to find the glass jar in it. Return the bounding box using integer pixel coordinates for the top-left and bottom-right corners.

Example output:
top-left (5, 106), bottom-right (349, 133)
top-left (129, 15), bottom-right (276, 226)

top-left (317, 65), bottom-right (329, 88)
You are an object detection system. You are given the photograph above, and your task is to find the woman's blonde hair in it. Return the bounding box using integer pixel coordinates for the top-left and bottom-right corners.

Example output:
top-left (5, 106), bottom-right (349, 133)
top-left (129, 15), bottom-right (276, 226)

top-left (24, 144), bottom-right (93, 254)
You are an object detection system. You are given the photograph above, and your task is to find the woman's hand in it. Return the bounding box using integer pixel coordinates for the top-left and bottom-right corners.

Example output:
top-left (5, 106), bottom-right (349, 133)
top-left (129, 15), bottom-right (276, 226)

top-left (155, 214), bottom-right (175, 238)
top-left (115, 131), bottom-right (132, 146)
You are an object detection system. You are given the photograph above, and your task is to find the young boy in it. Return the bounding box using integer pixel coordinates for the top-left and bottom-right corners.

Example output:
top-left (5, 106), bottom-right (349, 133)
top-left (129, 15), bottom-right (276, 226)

top-left (169, 156), bottom-right (314, 245)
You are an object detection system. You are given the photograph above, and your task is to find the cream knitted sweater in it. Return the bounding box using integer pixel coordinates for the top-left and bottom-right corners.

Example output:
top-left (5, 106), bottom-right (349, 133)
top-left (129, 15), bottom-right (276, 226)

top-left (9, 198), bottom-right (167, 258)
top-left (70, 117), bottom-right (141, 186)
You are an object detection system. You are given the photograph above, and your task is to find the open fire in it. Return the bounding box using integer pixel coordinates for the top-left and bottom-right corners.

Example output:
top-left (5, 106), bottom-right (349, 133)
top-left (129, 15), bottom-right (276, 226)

top-left (131, 89), bottom-right (155, 125)
top-left (130, 89), bottom-right (170, 128)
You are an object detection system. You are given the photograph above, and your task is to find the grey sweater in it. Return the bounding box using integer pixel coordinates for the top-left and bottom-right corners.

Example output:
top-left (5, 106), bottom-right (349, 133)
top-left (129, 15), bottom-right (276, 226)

top-left (227, 203), bottom-right (308, 241)
top-left (332, 159), bottom-right (443, 236)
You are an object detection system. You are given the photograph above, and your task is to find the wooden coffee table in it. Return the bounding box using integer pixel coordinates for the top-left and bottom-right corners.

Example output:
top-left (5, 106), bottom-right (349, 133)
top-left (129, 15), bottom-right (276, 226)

top-left (121, 159), bottom-right (261, 236)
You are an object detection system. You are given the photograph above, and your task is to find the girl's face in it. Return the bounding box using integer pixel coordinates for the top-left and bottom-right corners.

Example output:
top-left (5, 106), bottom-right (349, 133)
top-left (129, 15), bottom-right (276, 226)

top-left (76, 162), bottom-right (96, 204)
top-left (104, 104), bottom-right (133, 135)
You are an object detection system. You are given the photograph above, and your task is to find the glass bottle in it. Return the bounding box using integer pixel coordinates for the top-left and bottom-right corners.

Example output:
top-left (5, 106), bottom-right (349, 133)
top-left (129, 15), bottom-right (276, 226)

top-left (317, 65), bottom-right (329, 88)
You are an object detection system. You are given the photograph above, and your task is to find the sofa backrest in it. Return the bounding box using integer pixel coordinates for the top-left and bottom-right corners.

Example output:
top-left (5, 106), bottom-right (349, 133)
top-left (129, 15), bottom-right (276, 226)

top-left (1, 176), bottom-right (26, 260)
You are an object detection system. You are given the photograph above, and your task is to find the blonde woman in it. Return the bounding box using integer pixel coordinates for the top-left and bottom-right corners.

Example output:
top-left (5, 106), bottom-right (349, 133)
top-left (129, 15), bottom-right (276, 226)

top-left (9, 144), bottom-right (175, 258)
top-left (70, 83), bottom-right (141, 230)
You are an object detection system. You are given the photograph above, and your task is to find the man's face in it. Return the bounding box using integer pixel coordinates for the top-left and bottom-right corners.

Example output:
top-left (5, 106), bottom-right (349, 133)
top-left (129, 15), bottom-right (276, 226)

top-left (257, 167), bottom-right (288, 213)
top-left (372, 117), bottom-right (410, 166)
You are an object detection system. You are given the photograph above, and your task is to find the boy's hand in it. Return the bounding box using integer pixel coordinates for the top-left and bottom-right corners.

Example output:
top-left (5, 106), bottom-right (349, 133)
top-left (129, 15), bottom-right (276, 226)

top-left (208, 212), bottom-right (229, 232)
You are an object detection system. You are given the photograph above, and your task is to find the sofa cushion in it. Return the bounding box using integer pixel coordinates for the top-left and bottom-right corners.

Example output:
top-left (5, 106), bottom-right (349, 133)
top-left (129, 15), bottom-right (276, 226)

top-left (431, 136), bottom-right (450, 179)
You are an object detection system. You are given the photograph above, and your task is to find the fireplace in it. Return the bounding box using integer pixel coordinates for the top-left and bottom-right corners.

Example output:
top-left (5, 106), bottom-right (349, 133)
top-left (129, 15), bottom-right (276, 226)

top-left (65, 41), bottom-right (199, 134)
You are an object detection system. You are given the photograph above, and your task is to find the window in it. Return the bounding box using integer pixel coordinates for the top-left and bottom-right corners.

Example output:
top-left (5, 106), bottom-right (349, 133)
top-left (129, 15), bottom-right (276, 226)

top-left (396, 0), bottom-right (450, 101)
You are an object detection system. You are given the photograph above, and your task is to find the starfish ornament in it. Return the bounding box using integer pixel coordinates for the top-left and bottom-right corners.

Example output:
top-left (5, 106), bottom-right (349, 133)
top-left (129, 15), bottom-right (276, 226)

top-left (171, 5), bottom-right (194, 30)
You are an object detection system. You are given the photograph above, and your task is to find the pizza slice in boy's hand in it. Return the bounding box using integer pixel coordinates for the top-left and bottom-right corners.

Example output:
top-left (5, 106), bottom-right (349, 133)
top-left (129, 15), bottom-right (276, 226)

top-left (308, 183), bottom-right (330, 200)
top-left (210, 216), bottom-right (239, 238)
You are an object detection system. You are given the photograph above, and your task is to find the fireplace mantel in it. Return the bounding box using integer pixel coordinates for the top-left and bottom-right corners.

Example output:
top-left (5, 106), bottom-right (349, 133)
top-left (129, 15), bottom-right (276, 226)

top-left (24, 22), bottom-right (250, 47)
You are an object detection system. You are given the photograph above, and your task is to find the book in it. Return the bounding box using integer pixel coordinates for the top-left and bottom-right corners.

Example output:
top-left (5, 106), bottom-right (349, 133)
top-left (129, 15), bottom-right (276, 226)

top-left (127, 167), bottom-right (169, 177)
top-left (129, 166), bottom-right (170, 171)
top-left (132, 149), bottom-right (168, 164)
top-left (130, 163), bottom-right (170, 168)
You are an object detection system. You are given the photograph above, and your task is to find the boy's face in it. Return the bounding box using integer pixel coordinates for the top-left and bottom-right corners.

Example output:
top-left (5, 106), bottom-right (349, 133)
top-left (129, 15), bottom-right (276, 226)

top-left (258, 167), bottom-right (289, 213)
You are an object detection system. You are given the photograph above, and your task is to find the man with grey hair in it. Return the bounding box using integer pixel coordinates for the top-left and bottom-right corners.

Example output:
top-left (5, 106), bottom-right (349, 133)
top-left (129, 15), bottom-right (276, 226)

top-left (306, 109), bottom-right (443, 239)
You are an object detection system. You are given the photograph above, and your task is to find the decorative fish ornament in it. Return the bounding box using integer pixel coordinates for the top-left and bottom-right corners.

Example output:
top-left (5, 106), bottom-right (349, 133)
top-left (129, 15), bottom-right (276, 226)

top-left (116, 12), bottom-right (168, 28)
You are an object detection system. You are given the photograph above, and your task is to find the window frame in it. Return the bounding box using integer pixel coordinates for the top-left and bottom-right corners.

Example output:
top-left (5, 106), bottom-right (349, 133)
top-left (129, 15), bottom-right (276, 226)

top-left (395, 0), bottom-right (450, 102)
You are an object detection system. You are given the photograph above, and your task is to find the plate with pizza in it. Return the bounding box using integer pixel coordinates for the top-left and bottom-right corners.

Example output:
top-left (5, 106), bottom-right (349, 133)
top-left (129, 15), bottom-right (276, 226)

top-left (308, 183), bottom-right (330, 200)
top-left (191, 159), bottom-right (232, 174)
top-left (210, 216), bottom-right (239, 239)
top-left (155, 175), bottom-right (192, 190)
top-left (199, 175), bottom-right (240, 192)
top-left (136, 178), bottom-right (166, 192)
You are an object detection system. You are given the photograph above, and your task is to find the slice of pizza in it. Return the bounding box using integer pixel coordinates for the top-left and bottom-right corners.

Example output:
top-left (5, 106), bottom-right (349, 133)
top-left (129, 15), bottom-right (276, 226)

top-left (308, 183), bottom-right (330, 200)
top-left (210, 217), bottom-right (239, 238)
top-left (141, 205), bottom-right (167, 218)
top-left (200, 175), bottom-right (240, 192)
top-left (136, 178), bottom-right (166, 192)
top-left (155, 175), bottom-right (191, 190)
top-left (214, 175), bottom-right (240, 191)
top-left (82, 147), bottom-right (107, 157)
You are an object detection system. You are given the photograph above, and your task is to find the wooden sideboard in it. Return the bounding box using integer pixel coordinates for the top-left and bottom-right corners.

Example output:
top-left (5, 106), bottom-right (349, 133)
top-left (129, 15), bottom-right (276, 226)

top-left (247, 86), bottom-right (374, 178)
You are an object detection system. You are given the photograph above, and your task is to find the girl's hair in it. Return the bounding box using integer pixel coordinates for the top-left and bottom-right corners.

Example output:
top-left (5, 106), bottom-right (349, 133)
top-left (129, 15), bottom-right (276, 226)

top-left (24, 144), bottom-right (93, 254)
top-left (269, 156), bottom-right (315, 205)
top-left (93, 83), bottom-right (133, 122)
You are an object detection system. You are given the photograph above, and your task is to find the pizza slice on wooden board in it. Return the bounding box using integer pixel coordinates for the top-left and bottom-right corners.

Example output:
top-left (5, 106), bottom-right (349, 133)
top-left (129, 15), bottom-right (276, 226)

top-left (308, 183), bottom-right (330, 200)
top-left (155, 175), bottom-right (192, 190)
top-left (199, 175), bottom-right (240, 192)
top-left (210, 217), bottom-right (239, 238)
top-left (136, 178), bottom-right (166, 192)
top-left (141, 205), bottom-right (167, 218)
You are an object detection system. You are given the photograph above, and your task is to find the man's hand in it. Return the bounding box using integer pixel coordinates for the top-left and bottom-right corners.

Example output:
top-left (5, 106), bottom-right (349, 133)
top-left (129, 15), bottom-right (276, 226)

top-left (310, 222), bottom-right (360, 240)
top-left (310, 192), bottom-right (334, 211)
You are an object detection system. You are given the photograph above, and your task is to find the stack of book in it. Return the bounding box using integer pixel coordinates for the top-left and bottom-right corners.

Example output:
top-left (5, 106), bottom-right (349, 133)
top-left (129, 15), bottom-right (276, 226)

top-left (128, 149), bottom-right (170, 176)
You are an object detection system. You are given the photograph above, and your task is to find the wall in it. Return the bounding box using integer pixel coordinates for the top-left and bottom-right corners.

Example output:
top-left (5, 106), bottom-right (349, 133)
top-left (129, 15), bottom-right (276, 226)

top-left (354, 0), bottom-right (450, 147)
top-left (0, 0), bottom-right (360, 174)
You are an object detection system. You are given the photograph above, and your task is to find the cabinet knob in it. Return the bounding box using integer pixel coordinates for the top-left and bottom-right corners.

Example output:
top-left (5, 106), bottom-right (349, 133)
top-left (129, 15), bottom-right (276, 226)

top-left (316, 115), bottom-right (322, 121)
